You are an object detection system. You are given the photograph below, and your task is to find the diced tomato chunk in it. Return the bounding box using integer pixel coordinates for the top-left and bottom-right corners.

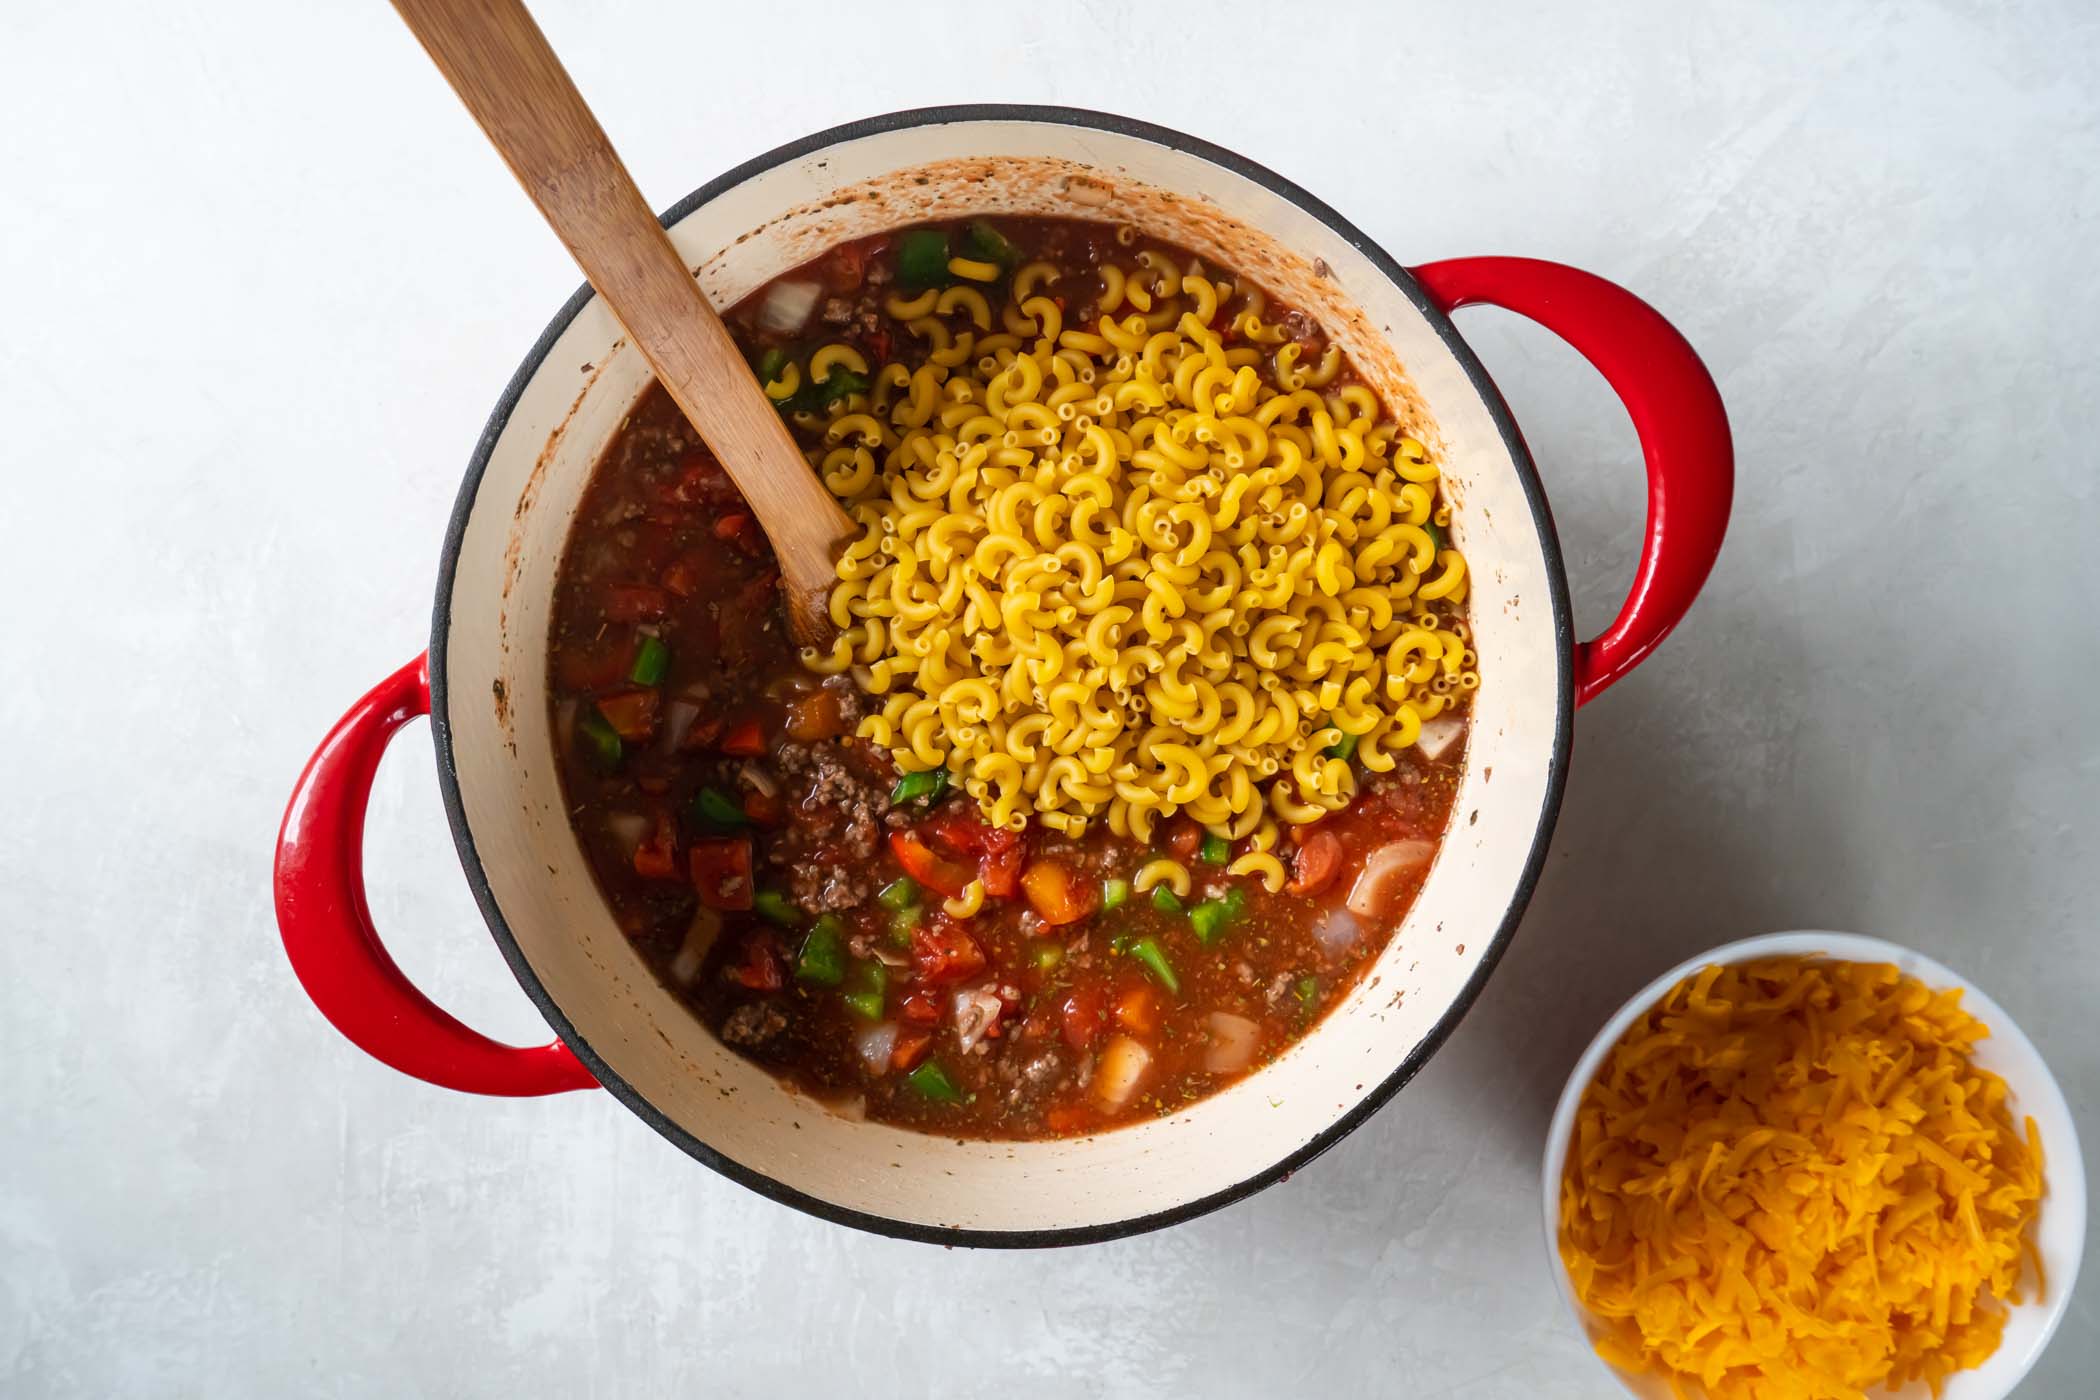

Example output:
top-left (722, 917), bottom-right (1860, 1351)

top-left (784, 689), bottom-right (849, 743)
top-left (1044, 1104), bottom-right (1091, 1134)
top-left (732, 570), bottom-right (780, 620)
top-left (918, 807), bottom-right (1025, 897)
top-left (900, 989), bottom-right (943, 1026)
top-left (909, 916), bottom-right (987, 986)
top-left (631, 813), bottom-right (679, 880)
top-left (889, 831), bottom-right (974, 898)
top-left (1115, 983), bottom-right (1159, 1036)
top-left (594, 689), bottom-right (659, 743)
top-left (601, 584), bottom-right (670, 623)
top-left (1060, 983), bottom-right (1109, 1052)
top-left (1287, 829), bottom-right (1343, 897)
top-left (741, 788), bottom-right (786, 826)
top-left (663, 453), bottom-right (735, 508)
top-left (1020, 859), bottom-right (1097, 926)
top-left (728, 932), bottom-right (784, 992)
top-left (978, 827), bottom-right (1025, 898)
top-left (661, 554), bottom-right (703, 598)
top-left (920, 805), bottom-right (992, 856)
top-left (690, 836), bottom-right (754, 911)
top-left (719, 716), bottom-right (767, 757)
top-left (712, 512), bottom-right (762, 555)
top-left (681, 714), bottom-right (724, 753)
top-left (555, 640), bottom-right (634, 691)
top-left (891, 1031), bottom-right (932, 1072)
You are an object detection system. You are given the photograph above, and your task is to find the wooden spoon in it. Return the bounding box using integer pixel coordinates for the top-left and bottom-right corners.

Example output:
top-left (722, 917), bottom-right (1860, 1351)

top-left (390, 0), bottom-right (854, 646)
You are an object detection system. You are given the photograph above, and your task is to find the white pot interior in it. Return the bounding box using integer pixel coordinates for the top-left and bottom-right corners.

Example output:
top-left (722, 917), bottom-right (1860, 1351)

top-left (438, 114), bottom-right (1566, 1237)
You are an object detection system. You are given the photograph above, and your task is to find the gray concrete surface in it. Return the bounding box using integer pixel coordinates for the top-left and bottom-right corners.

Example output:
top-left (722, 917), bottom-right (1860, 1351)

top-left (3, 0), bottom-right (2094, 1395)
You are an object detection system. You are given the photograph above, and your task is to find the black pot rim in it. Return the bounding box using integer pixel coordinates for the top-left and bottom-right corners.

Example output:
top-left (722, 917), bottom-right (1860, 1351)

top-left (428, 102), bottom-right (1575, 1249)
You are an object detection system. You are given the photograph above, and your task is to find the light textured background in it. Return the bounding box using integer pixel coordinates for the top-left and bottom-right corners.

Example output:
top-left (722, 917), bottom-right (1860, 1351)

top-left (3, 1), bottom-right (2095, 1395)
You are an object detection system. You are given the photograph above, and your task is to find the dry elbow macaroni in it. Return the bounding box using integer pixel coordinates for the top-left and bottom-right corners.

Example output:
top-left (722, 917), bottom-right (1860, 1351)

top-left (794, 246), bottom-right (1476, 838)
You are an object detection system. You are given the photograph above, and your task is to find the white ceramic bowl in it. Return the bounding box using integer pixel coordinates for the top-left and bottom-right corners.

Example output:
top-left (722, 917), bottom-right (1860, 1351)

top-left (1542, 931), bottom-right (2087, 1400)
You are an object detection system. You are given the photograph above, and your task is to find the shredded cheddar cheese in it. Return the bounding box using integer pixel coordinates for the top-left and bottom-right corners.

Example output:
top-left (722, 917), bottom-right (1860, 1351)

top-left (1559, 958), bottom-right (2046, 1399)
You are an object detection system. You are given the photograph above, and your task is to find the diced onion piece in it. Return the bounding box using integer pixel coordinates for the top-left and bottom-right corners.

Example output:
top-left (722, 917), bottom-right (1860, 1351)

top-left (1092, 1035), bottom-right (1153, 1110)
top-left (739, 761), bottom-right (779, 799)
top-left (953, 988), bottom-right (1003, 1053)
top-left (661, 698), bottom-right (702, 752)
top-left (1345, 840), bottom-right (1436, 919)
top-left (1311, 905), bottom-right (1361, 956)
top-left (755, 279), bottom-right (821, 335)
top-left (605, 811), bottom-right (651, 854)
top-left (667, 906), bottom-right (722, 985)
top-left (1416, 714), bottom-right (1465, 763)
top-left (854, 1022), bottom-right (899, 1075)
top-left (1201, 1013), bottom-right (1261, 1074)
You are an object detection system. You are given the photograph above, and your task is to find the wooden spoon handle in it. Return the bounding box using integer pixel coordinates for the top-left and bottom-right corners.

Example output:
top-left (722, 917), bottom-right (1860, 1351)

top-left (390, 0), bottom-right (853, 634)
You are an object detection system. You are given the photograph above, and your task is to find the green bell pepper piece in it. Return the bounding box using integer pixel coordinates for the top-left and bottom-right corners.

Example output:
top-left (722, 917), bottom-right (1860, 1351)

top-left (794, 916), bottom-right (847, 987)
top-left (1129, 935), bottom-right (1180, 995)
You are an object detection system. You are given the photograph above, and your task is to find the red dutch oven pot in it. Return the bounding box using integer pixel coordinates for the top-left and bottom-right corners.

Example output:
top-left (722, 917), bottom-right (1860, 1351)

top-left (276, 107), bottom-right (1731, 1245)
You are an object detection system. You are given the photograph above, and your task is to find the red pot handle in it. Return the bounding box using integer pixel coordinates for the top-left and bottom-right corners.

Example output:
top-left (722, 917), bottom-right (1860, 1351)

top-left (1408, 257), bottom-right (1733, 705)
top-left (274, 653), bottom-right (597, 1095)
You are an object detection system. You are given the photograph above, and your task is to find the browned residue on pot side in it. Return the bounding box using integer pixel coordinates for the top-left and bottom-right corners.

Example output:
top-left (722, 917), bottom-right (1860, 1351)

top-left (496, 348), bottom-right (617, 749)
top-left (506, 349), bottom-right (614, 600)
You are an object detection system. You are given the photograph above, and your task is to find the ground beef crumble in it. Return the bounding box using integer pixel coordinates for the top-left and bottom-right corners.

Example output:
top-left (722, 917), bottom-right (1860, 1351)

top-left (721, 1001), bottom-right (786, 1048)
top-left (819, 297), bottom-right (884, 338)
top-left (768, 739), bottom-right (887, 911)
top-left (986, 1045), bottom-right (1070, 1111)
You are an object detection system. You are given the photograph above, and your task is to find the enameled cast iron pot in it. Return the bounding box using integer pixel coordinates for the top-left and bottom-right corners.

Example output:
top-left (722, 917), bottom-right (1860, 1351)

top-left (274, 106), bottom-right (1734, 1246)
